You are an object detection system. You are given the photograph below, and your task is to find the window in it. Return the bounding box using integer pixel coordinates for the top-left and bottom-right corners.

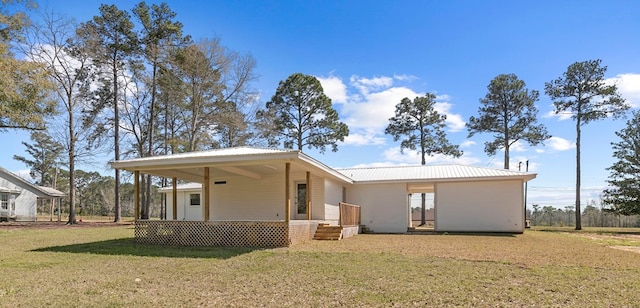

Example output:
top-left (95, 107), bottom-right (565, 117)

top-left (0, 193), bottom-right (7, 210)
top-left (189, 193), bottom-right (200, 206)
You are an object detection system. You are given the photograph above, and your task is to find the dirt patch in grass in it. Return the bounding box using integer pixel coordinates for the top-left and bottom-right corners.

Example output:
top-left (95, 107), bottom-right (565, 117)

top-left (565, 231), bottom-right (640, 254)
top-left (610, 246), bottom-right (640, 254)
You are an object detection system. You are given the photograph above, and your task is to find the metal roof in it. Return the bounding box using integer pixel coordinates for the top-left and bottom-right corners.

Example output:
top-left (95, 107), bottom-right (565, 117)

top-left (37, 186), bottom-right (66, 197)
top-left (0, 167), bottom-right (66, 197)
top-left (0, 186), bottom-right (21, 194)
top-left (110, 146), bottom-right (354, 184)
top-left (111, 147), bottom-right (536, 185)
top-left (336, 164), bottom-right (536, 183)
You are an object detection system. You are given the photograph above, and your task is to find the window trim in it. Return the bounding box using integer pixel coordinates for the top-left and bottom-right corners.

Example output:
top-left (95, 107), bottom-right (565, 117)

top-left (189, 193), bottom-right (201, 206)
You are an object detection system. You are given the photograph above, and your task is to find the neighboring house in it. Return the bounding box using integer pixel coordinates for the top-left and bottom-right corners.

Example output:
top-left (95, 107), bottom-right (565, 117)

top-left (159, 182), bottom-right (203, 221)
top-left (111, 147), bottom-right (536, 247)
top-left (0, 167), bottom-right (65, 221)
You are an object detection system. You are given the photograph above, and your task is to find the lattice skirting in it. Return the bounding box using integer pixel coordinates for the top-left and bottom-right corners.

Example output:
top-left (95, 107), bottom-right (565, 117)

top-left (135, 220), bottom-right (290, 247)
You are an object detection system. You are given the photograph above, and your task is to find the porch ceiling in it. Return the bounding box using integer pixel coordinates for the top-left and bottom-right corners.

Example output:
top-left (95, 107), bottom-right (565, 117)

top-left (137, 163), bottom-right (290, 183)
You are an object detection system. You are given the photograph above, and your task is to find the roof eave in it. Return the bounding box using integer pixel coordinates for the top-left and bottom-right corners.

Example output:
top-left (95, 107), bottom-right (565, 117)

top-left (109, 151), bottom-right (301, 171)
top-left (353, 174), bottom-right (537, 185)
top-left (297, 152), bottom-right (354, 184)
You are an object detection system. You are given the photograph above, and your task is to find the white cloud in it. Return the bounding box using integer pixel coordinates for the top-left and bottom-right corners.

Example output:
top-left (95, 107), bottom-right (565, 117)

top-left (510, 140), bottom-right (526, 152)
top-left (335, 74), bottom-right (466, 148)
top-left (381, 146), bottom-right (481, 166)
top-left (15, 169), bottom-right (34, 182)
top-left (341, 86), bottom-right (418, 131)
top-left (393, 74), bottom-right (418, 82)
top-left (342, 129), bottom-right (386, 146)
top-left (606, 73), bottom-right (640, 108)
top-left (544, 107), bottom-right (573, 121)
top-left (460, 140), bottom-right (476, 148)
top-left (545, 136), bottom-right (575, 152)
top-left (434, 101), bottom-right (466, 132)
top-left (349, 75), bottom-right (394, 95)
top-left (317, 75), bottom-right (348, 104)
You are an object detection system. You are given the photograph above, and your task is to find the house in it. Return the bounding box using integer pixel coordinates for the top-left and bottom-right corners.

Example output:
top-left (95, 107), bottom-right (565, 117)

top-left (158, 182), bottom-right (203, 221)
top-left (110, 147), bottom-right (536, 247)
top-left (0, 167), bottom-right (66, 221)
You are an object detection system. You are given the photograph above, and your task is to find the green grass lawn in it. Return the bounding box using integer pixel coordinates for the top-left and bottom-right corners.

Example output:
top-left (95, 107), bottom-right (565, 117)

top-left (1, 225), bottom-right (639, 307)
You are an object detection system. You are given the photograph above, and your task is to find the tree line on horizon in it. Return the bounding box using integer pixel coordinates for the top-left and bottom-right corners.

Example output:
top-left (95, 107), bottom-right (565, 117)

top-left (1, 0), bottom-right (638, 228)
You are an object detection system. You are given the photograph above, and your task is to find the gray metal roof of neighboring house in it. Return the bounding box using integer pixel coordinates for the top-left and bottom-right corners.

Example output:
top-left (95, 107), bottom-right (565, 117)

top-left (0, 186), bottom-right (21, 194)
top-left (336, 164), bottom-right (536, 183)
top-left (0, 167), bottom-right (66, 197)
top-left (37, 186), bottom-right (66, 197)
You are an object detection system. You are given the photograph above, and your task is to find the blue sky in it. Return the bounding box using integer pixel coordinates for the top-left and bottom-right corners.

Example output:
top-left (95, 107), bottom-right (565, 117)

top-left (3, 1), bottom-right (640, 208)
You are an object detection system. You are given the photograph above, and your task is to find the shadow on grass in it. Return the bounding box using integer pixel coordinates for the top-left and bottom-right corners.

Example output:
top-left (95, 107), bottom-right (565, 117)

top-left (32, 238), bottom-right (260, 259)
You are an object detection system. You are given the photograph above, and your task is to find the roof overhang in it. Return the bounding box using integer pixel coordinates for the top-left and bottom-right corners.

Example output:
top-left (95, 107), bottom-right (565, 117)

top-left (110, 148), bottom-right (354, 184)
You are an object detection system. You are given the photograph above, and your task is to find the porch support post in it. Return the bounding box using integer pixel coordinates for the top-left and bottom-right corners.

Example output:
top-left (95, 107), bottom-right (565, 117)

top-left (204, 167), bottom-right (210, 222)
top-left (134, 170), bottom-right (140, 221)
top-left (285, 162), bottom-right (290, 222)
top-left (172, 177), bottom-right (177, 220)
top-left (306, 171), bottom-right (311, 220)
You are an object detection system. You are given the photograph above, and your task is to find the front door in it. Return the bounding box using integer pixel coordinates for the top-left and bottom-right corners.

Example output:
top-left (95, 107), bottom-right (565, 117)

top-left (295, 182), bottom-right (307, 220)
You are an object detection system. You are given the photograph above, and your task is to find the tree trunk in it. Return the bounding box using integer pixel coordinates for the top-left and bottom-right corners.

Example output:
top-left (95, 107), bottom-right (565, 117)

top-left (143, 56), bottom-right (159, 221)
top-left (67, 105), bottom-right (77, 225)
top-left (504, 145), bottom-right (510, 169)
top-left (504, 120), bottom-right (510, 169)
top-left (420, 143), bottom-right (426, 226)
top-left (113, 63), bottom-right (121, 223)
top-left (575, 115), bottom-right (582, 230)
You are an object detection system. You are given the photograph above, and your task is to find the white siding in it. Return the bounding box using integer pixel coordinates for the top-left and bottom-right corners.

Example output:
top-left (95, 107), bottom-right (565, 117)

top-left (286, 172), bottom-right (325, 220)
top-left (323, 179), bottom-right (343, 223)
top-left (347, 183), bottom-right (408, 233)
top-left (165, 191), bottom-right (203, 221)
top-left (0, 177), bottom-right (36, 221)
top-left (309, 174), bottom-right (324, 220)
top-left (162, 173), bottom-right (331, 222)
top-left (165, 192), bottom-right (175, 219)
top-left (435, 180), bottom-right (524, 233)
top-left (14, 193), bottom-right (37, 221)
top-left (210, 174), bottom-right (284, 220)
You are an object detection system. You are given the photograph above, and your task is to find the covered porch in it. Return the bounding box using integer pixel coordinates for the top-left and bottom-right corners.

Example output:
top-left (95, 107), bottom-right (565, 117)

top-left (111, 147), bottom-right (360, 247)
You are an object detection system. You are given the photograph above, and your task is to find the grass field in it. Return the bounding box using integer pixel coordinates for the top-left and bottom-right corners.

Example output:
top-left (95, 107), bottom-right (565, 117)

top-left (1, 224), bottom-right (639, 307)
